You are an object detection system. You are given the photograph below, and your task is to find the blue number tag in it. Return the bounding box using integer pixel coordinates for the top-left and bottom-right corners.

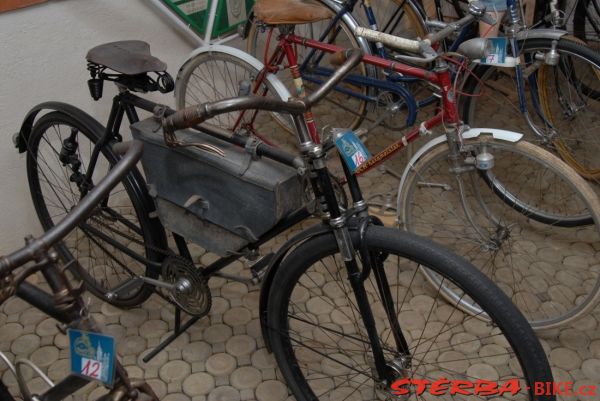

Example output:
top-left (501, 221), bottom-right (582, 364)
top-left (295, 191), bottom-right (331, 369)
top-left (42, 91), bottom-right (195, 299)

top-left (334, 131), bottom-right (371, 173)
top-left (68, 329), bottom-right (116, 387)
top-left (481, 37), bottom-right (507, 65)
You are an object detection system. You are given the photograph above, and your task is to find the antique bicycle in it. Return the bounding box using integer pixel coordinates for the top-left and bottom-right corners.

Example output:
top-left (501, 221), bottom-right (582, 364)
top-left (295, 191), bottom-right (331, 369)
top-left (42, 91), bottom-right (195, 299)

top-left (170, 1), bottom-right (600, 330)
top-left (14, 34), bottom-right (561, 399)
top-left (208, 0), bottom-right (600, 179)
top-left (0, 141), bottom-right (158, 401)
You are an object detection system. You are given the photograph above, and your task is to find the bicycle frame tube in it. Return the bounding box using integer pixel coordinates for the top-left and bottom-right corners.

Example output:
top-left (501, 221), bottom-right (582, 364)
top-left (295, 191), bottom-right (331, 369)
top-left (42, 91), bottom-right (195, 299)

top-left (284, 34), bottom-right (458, 177)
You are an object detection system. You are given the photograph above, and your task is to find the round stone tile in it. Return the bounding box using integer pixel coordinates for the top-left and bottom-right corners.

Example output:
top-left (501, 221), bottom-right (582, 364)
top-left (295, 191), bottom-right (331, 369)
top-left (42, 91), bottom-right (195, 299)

top-left (118, 336), bottom-right (147, 356)
top-left (256, 380), bottom-right (287, 401)
top-left (119, 309), bottom-right (149, 328)
top-left (159, 360), bottom-right (191, 383)
top-left (466, 363), bottom-right (499, 381)
top-left (591, 340), bottom-right (600, 359)
top-left (146, 378), bottom-right (168, 399)
top-left (3, 298), bottom-right (30, 315)
top-left (103, 324), bottom-right (127, 341)
top-left (182, 341), bottom-right (212, 363)
top-left (582, 359), bottom-right (600, 381)
top-left (550, 347), bottom-right (582, 371)
top-left (0, 323), bottom-right (23, 343)
top-left (139, 320), bottom-right (168, 339)
top-left (182, 372), bottom-right (215, 396)
top-left (206, 353), bottom-right (237, 376)
top-left (211, 297), bottom-right (230, 315)
top-left (20, 309), bottom-right (46, 326)
top-left (230, 366), bottom-right (262, 390)
top-left (223, 307), bottom-right (252, 327)
top-left (226, 335), bottom-right (256, 357)
top-left (246, 319), bottom-right (261, 339)
top-left (47, 358), bottom-right (70, 382)
top-left (138, 348), bottom-right (168, 368)
top-left (437, 351), bottom-right (468, 373)
top-left (450, 332), bottom-right (480, 354)
top-left (398, 311), bottom-right (425, 331)
top-left (573, 314), bottom-right (598, 331)
top-left (158, 332), bottom-right (189, 351)
top-left (409, 295), bottom-right (435, 315)
top-left (208, 386), bottom-right (241, 401)
top-left (306, 297), bottom-right (334, 315)
top-left (162, 393), bottom-right (189, 401)
top-left (559, 328), bottom-right (590, 351)
top-left (221, 282), bottom-right (249, 299)
top-left (11, 333), bottom-right (40, 355)
top-left (35, 318), bottom-right (60, 337)
top-left (100, 303), bottom-right (122, 317)
top-left (203, 324), bottom-right (233, 344)
top-left (479, 344), bottom-right (510, 366)
top-left (251, 349), bottom-right (275, 369)
top-left (30, 346), bottom-right (59, 368)
top-left (242, 291), bottom-right (260, 310)
top-left (88, 385), bottom-right (108, 401)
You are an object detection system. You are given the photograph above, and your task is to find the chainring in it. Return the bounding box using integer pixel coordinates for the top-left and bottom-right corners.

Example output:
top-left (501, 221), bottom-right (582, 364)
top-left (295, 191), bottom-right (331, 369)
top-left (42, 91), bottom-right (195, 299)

top-left (161, 256), bottom-right (211, 317)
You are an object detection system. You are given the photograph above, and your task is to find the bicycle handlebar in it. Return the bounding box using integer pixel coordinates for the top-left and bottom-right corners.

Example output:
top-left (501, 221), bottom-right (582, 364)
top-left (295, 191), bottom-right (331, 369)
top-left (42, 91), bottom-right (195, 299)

top-left (162, 48), bottom-right (363, 136)
top-left (355, 0), bottom-right (495, 58)
top-left (0, 140), bottom-right (144, 275)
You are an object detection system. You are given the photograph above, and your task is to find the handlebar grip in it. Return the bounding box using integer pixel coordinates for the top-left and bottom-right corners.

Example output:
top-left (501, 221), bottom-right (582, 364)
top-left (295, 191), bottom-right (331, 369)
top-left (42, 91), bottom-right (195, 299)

top-left (355, 27), bottom-right (421, 53)
top-left (0, 141), bottom-right (144, 274)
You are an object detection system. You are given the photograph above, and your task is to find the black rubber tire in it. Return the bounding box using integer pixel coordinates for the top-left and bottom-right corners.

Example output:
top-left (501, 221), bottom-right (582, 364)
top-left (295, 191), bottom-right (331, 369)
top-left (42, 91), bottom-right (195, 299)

top-left (0, 381), bottom-right (15, 401)
top-left (267, 225), bottom-right (554, 401)
top-left (573, 0), bottom-right (600, 44)
top-left (25, 111), bottom-right (165, 308)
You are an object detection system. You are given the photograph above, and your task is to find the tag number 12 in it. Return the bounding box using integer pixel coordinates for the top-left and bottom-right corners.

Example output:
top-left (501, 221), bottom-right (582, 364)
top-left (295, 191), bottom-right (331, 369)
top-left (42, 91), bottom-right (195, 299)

top-left (81, 358), bottom-right (102, 378)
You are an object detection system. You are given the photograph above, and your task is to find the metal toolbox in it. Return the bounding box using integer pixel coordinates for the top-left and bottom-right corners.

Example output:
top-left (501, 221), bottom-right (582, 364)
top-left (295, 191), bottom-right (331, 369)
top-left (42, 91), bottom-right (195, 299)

top-left (131, 118), bottom-right (304, 256)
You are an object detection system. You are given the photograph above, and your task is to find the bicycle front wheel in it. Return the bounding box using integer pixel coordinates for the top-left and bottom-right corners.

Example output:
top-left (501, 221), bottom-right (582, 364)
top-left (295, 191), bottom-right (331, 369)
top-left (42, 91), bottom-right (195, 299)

top-left (461, 37), bottom-right (600, 182)
top-left (267, 225), bottom-right (554, 400)
top-left (25, 111), bottom-right (166, 308)
top-left (399, 135), bottom-right (600, 330)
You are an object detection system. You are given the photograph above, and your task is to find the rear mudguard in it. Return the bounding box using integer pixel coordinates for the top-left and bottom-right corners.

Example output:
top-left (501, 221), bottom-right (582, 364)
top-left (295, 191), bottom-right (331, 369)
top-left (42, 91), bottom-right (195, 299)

top-left (14, 102), bottom-right (105, 154)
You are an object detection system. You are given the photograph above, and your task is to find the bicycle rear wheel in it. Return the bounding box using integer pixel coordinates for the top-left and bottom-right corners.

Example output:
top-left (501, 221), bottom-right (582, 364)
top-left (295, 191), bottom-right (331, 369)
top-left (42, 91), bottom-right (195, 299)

top-left (267, 225), bottom-right (554, 400)
top-left (399, 135), bottom-right (600, 330)
top-left (25, 111), bottom-right (166, 307)
top-left (461, 36), bottom-right (600, 182)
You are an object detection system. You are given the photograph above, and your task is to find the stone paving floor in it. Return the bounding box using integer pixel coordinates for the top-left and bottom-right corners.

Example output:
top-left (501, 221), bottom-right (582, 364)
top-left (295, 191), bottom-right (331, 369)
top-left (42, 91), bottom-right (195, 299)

top-left (2, 38), bottom-right (600, 401)
top-left (1, 123), bottom-right (599, 401)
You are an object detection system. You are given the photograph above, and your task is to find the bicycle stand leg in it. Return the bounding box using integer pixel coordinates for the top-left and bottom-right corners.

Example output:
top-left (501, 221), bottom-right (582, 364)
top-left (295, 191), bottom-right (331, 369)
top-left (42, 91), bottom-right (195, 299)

top-left (142, 309), bottom-right (201, 363)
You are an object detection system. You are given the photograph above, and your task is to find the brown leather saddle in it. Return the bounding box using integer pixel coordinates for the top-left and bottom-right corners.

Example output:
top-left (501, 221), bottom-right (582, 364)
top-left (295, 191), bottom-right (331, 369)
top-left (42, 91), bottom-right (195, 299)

top-left (86, 40), bottom-right (167, 75)
top-left (253, 0), bottom-right (334, 25)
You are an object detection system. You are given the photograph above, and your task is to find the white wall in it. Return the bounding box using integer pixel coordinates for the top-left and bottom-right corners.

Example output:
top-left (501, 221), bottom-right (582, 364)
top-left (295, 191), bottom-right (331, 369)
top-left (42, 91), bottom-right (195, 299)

top-left (0, 0), bottom-right (201, 253)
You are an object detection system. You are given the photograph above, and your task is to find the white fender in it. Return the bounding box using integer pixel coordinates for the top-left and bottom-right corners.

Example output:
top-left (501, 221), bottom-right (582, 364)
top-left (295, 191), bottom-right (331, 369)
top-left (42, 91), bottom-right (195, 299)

top-left (175, 44), bottom-right (292, 102)
top-left (396, 128), bottom-right (524, 216)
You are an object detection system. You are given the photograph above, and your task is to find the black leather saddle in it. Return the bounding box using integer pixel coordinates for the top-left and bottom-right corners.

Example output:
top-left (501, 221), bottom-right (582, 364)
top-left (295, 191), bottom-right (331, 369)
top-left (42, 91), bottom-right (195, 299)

top-left (86, 40), bottom-right (167, 75)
